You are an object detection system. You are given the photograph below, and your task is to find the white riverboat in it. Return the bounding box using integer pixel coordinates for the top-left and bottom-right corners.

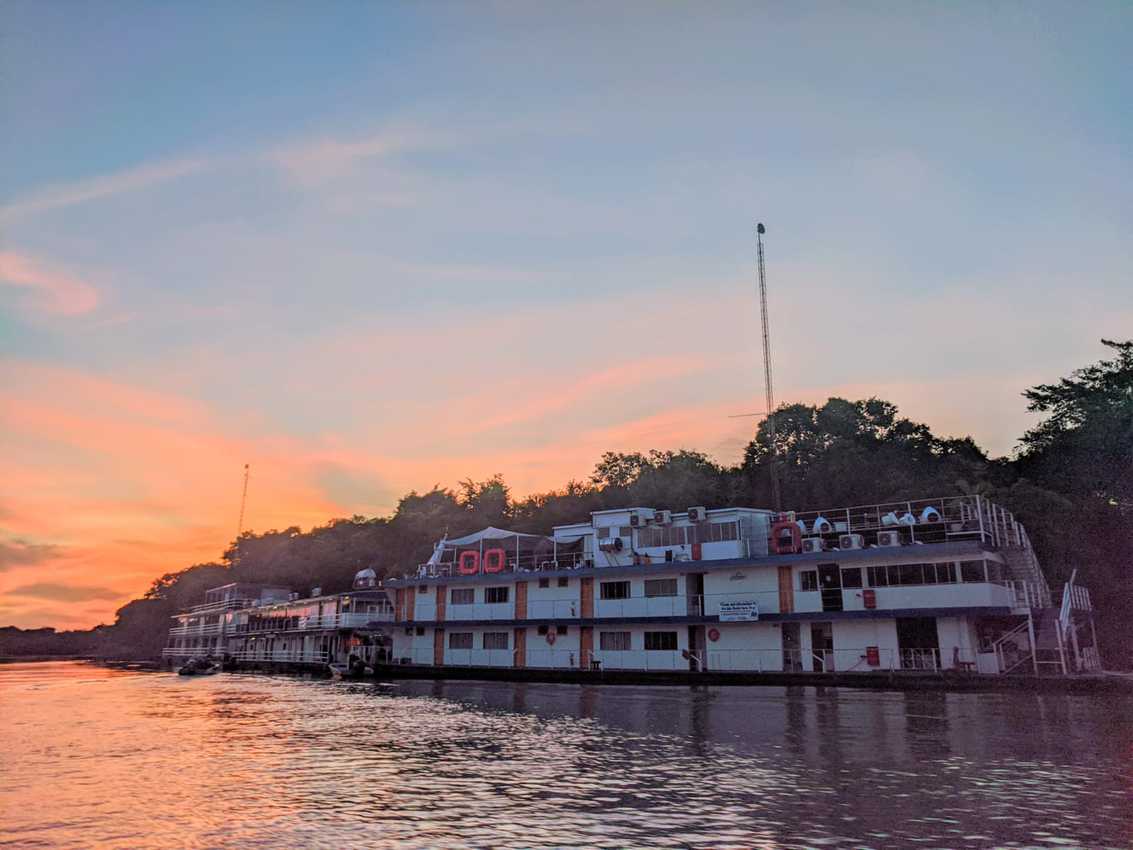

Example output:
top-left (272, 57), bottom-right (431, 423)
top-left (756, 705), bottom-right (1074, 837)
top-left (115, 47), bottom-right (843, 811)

top-left (384, 495), bottom-right (1100, 677)
top-left (163, 575), bottom-right (394, 672)
top-left (164, 494), bottom-right (1100, 678)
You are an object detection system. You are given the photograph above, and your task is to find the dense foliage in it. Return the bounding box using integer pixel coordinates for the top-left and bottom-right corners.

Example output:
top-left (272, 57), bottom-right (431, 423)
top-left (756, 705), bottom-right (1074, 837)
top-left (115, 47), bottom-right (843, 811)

top-left (4, 341), bottom-right (1129, 666)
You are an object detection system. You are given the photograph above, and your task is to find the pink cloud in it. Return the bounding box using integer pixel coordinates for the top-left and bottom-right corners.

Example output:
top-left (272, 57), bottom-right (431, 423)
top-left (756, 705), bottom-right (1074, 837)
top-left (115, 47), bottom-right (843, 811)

top-left (0, 252), bottom-right (99, 316)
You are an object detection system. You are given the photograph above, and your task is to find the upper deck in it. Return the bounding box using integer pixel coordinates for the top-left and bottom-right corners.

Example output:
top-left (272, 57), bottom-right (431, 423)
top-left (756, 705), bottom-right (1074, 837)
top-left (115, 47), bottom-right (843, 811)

top-left (389, 495), bottom-right (1047, 596)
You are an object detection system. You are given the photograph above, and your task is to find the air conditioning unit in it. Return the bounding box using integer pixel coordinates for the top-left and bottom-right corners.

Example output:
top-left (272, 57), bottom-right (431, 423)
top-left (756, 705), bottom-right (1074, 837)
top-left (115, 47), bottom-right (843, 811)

top-left (687, 506), bottom-right (707, 522)
top-left (654, 510), bottom-right (673, 525)
top-left (801, 537), bottom-right (825, 554)
top-left (628, 512), bottom-right (647, 527)
top-left (839, 533), bottom-right (864, 550)
top-left (876, 531), bottom-right (902, 547)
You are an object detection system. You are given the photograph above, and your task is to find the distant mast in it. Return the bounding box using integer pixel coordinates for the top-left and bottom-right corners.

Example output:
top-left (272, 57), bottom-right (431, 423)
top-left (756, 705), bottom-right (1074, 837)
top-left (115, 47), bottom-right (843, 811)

top-left (236, 463), bottom-right (250, 539)
top-left (756, 223), bottom-right (782, 512)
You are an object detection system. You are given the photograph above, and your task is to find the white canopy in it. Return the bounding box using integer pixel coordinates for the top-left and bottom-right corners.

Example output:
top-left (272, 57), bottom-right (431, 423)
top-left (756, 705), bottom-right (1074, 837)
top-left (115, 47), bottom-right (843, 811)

top-left (443, 526), bottom-right (547, 547)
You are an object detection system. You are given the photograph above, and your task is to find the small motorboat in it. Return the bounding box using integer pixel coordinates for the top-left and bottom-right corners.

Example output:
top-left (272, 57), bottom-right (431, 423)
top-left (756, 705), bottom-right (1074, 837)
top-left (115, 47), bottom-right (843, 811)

top-left (177, 657), bottom-right (220, 676)
top-left (328, 659), bottom-right (372, 680)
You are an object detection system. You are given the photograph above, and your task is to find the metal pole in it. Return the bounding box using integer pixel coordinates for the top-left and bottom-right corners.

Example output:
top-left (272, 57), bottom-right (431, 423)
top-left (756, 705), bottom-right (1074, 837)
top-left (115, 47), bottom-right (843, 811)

top-left (755, 223), bottom-right (782, 512)
top-left (1027, 611), bottom-right (1039, 675)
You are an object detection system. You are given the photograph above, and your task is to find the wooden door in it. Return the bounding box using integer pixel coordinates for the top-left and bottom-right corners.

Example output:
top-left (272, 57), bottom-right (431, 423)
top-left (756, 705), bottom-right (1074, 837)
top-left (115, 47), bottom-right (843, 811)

top-left (580, 577), bottom-right (594, 618)
top-left (433, 629), bottom-right (445, 666)
top-left (513, 628), bottom-right (526, 667)
top-left (405, 587), bottom-right (416, 621)
top-left (435, 585), bottom-right (446, 623)
top-left (777, 566), bottom-right (794, 613)
top-left (515, 581), bottom-right (528, 619)
top-left (394, 588), bottom-right (405, 621)
top-left (580, 626), bottom-right (593, 669)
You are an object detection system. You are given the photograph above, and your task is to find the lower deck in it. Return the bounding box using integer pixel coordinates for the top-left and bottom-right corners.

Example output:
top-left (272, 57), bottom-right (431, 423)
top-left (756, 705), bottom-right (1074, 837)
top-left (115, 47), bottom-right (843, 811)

top-left (391, 611), bottom-right (1101, 676)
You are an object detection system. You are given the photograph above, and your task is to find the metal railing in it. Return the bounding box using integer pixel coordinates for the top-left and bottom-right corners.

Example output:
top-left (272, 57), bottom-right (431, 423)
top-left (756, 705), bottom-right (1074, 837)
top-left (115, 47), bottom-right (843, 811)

top-left (162, 647), bottom-right (225, 658)
top-left (230, 612), bottom-right (391, 634)
top-left (188, 597), bottom-right (261, 614)
top-left (1007, 581), bottom-right (1053, 609)
top-left (789, 495), bottom-right (1026, 549)
top-left (168, 623), bottom-right (224, 637)
top-left (413, 552), bottom-right (589, 580)
top-left (226, 649), bottom-right (333, 664)
top-left (392, 645), bottom-right (977, 673)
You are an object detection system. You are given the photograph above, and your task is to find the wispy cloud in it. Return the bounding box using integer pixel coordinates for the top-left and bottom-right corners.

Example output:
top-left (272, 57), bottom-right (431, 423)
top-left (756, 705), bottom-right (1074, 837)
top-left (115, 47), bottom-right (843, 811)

top-left (0, 157), bottom-right (208, 223)
top-left (0, 538), bottom-right (64, 572)
top-left (266, 124), bottom-right (447, 186)
top-left (6, 582), bottom-right (123, 603)
top-left (0, 252), bottom-right (99, 316)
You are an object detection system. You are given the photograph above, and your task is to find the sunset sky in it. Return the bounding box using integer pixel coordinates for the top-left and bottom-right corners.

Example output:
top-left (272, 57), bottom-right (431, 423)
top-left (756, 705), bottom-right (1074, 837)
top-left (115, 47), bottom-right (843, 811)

top-left (2, 3), bottom-right (1131, 629)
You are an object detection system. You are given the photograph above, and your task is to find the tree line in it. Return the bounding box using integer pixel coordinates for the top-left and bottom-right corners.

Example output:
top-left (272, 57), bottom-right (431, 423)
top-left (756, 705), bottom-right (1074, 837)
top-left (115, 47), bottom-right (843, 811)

top-left (3, 340), bottom-right (1129, 666)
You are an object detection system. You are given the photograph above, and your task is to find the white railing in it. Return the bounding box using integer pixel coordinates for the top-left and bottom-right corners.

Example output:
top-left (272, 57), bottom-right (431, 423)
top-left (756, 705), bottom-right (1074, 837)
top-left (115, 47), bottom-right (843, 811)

top-left (391, 645), bottom-right (977, 673)
top-left (227, 649), bottom-right (332, 664)
top-left (525, 598), bottom-right (583, 619)
top-left (413, 552), bottom-right (589, 580)
top-left (1063, 584), bottom-right (1092, 611)
top-left (162, 647), bottom-right (225, 658)
top-left (298, 612), bottom-right (390, 629)
top-left (1007, 581), bottom-right (1052, 609)
top-left (992, 620), bottom-right (1034, 674)
top-left (168, 623), bottom-right (224, 637)
top-left (189, 597), bottom-right (260, 614)
top-left (788, 494), bottom-right (1042, 552)
top-left (1080, 646), bottom-right (1102, 671)
top-left (231, 612), bottom-right (391, 634)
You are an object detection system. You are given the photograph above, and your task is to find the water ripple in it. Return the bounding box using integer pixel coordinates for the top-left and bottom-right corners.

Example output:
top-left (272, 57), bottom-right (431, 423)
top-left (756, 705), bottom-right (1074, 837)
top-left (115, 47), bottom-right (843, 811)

top-left (1, 662), bottom-right (1131, 849)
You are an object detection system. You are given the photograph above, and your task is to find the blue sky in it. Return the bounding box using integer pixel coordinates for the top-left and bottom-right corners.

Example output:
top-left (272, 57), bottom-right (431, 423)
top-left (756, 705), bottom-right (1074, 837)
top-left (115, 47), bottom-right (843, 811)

top-left (1, 2), bottom-right (1131, 627)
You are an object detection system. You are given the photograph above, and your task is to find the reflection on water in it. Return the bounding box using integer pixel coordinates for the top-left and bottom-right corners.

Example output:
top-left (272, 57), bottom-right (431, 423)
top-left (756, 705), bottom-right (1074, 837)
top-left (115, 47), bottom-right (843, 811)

top-left (1, 662), bottom-right (1130, 849)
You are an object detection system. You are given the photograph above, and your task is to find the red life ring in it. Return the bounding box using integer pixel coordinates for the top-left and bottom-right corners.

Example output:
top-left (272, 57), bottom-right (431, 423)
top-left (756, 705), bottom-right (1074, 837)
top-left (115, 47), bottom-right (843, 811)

top-left (482, 547), bottom-right (507, 574)
top-left (457, 551), bottom-right (480, 575)
top-left (707, 627), bottom-right (720, 642)
top-left (769, 519), bottom-right (802, 554)
top-left (546, 631), bottom-right (556, 645)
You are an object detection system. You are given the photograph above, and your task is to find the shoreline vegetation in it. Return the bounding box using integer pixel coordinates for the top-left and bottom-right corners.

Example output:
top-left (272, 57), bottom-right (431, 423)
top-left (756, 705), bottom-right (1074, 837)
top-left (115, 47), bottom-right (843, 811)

top-left (3, 341), bottom-right (1130, 669)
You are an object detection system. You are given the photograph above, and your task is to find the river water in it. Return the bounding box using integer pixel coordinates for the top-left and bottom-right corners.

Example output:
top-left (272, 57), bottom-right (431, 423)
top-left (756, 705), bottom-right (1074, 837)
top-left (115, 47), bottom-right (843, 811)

top-left (1, 662), bottom-right (1130, 849)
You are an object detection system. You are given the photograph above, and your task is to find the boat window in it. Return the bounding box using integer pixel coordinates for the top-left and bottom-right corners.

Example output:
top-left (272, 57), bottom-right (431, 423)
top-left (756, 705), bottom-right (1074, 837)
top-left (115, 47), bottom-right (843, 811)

top-left (800, 570), bottom-right (819, 591)
top-left (960, 560), bottom-right (987, 582)
top-left (448, 632), bottom-right (473, 649)
top-left (867, 566), bottom-right (888, 587)
top-left (537, 625), bottom-right (549, 635)
top-left (644, 578), bottom-right (678, 597)
top-left (898, 564), bottom-right (924, 585)
top-left (538, 578), bottom-right (550, 588)
top-left (485, 586), bottom-right (510, 604)
top-left (841, 568), bottom-right (863, 588)
top-left (600, 581), bottom-right (631, 600)
top-left (417, 585), bottom-right (428, 594)
top-left (600, 631), bottom-right (632, 651)
top-left (483, 632), bottom-right (509, 650)
top-left (415, 626), bottom-right (425, 636)
top-left (644, 631), bottom-right (678, 651)
top-left (557, 577), bottom-right (569, 587)
top-left (451, 588), bottom-right (474, 605)
top-left (706, 521), bottom-right (739, 543)
top-left (556, 625), bottom-right (568, 635)
top-left (596, 526), bottom-right (611, 539)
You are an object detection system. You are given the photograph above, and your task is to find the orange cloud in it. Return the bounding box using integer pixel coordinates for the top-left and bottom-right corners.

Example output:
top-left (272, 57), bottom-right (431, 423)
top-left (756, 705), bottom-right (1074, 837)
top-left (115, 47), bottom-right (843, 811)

top-left (0, 252), bottom-right (99, 316)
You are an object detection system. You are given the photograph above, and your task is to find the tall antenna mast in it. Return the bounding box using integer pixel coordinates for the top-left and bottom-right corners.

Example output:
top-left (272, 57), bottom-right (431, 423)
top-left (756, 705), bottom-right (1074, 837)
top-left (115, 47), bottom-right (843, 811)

top-left (236, 463), bottom-right (250, 540)
top-left (756, 223), bottom-right (782, 511)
